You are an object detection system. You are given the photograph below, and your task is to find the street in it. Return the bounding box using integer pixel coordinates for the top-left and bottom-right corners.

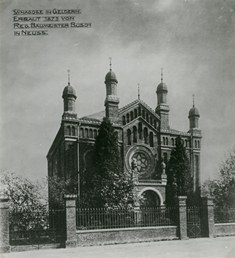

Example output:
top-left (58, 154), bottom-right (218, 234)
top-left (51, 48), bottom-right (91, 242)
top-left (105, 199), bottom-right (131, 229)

top-left (1, 236), bottom-right (235, 258)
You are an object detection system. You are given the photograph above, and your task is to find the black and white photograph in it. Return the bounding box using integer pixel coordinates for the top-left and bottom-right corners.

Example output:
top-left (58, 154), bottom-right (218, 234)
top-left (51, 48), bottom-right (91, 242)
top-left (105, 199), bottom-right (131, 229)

top-left (0, 0), bottom-right (235, 257)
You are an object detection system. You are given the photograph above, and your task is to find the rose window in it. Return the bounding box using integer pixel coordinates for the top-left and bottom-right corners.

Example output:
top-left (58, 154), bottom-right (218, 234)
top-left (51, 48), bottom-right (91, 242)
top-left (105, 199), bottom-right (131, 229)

top-left (132, 152), bottom-right (149, 173)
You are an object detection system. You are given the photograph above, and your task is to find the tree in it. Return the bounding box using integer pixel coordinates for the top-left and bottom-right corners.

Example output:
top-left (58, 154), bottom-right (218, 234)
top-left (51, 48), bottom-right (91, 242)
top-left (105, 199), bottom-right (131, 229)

top-left (82, 118), bottom-right (134, 208)
top-left (202, 148), bottom-right (235, 208)
top-left (166, 136), bottom-right (195, 206)
top-left (0, 171), bottom-right (48, 231)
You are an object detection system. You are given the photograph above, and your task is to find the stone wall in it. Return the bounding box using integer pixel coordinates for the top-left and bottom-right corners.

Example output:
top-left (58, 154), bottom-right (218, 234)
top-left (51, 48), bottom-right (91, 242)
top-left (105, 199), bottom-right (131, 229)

top-left (76, 226), bottom-right (178, 246)
top-left (215, 223), bottom-right (235, 237)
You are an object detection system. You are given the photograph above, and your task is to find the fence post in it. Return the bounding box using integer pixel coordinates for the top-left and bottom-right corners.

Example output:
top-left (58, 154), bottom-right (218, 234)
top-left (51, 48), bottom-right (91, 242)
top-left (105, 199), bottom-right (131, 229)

top-left (178, 196), bottom-right (188, 240)
top-left (0, 197), bottom-right (10, 253)
top-left (201, 196), bottom-right (215, 238)
top-left (64, 194), bottom-right (77, 248)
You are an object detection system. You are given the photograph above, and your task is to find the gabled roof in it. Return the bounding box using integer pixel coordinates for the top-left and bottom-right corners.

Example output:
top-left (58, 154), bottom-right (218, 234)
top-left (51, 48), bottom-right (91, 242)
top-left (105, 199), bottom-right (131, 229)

top-left (119, 99), bottom-right (160, 120)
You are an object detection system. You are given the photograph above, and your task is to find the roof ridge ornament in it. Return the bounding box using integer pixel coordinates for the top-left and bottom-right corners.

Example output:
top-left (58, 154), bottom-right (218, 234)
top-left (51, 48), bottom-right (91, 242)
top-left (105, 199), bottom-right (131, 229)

top-left (138, 83), bottom-right (140, 100)
top-left (193, 94), bottom-right (195, 107)
top-left (109, 57), bottom-right (112, 71)
top-left (161, 67), bottom-right (163, 83)
top-left (67, 69), bottom-right (70, 85)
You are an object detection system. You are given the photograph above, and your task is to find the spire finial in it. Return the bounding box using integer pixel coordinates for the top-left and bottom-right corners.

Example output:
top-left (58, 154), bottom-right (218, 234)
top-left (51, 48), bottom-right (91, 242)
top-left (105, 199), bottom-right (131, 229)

top-left (193, 94), bottom-right (195, 107)
top-left (138, 83), bottom-right (140, 100)
top-left (67, 69), bottom-right (70, 85)
top-left (109, 57), bottom-right (112, 71)
top-left (161, 68), bottom-right (163, 83)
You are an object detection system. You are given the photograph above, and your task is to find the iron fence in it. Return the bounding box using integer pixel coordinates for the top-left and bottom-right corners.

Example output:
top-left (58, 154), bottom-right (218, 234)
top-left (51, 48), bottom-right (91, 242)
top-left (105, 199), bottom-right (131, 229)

top-left (9, 209), bottom-right (66, 246)
top-left (214, 207), bottom-right (235, 223)
top-left (76, 206), bottom-right (177, 230)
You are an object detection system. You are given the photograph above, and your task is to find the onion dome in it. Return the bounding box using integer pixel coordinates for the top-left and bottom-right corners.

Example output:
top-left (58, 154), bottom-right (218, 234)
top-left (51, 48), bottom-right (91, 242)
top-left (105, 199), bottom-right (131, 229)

top-left (189, 106), bottom-right (200, 117)
top-left (62, 83), bottom-right (77, 98)
top-left (105, 70), bottom-right (118, 83)
top-left (157, 82), bottom-right (168, 93)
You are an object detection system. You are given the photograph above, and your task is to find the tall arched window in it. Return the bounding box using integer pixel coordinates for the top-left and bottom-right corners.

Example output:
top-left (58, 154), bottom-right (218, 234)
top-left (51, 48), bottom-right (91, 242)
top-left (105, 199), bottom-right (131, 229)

top-left (163, 137), bottom-right (166, 145)
top-left (80, 128), bottom-right (84, 138)
top-left (122, 116), bottom-right (126, 125)
top-left (134, 109), bottom-right (138, 118)
top-left (198, 140), bottom-right (200, 148)
top-left (195, 140), bottom-right (197, 148)
top-left (130, 111), bottom-right (134, 121)
top-left (142, 109), bottom-right (146, 119)
top-left (166, 137), bottom-right (168, 146)
top-left (89, 129), bottom-right (93, 138)
top-left (138, 107), bottom-right (141, 116)
top-left (94, 129), bottom-right (98, 138)
top-left (154, 120), bottom-right (157, 129)
top-left (126, 113), bottom-right (130, 123)
top-left (150, 116), bottom-right (153, 125)
top-left (72, 127), bottom-right (76, 136)
top-left (171, 138), bottom-right (174, 146)
top-left (146, 113), bottom-right (149, 123)
top-left (127, 129), bottom-right (131, 145)
top-left (138, 122), bottom-right (142, 139)
top-left (149, 132), bottom-right (154, 147)
top-left (67, 126), bottom-right (71, 135)
top-left (133, 126), bottom-right (137, 143)
top-left (85, 128), bottom-right (88, 138)
top-left (144, 127), bottom-right (148, 144)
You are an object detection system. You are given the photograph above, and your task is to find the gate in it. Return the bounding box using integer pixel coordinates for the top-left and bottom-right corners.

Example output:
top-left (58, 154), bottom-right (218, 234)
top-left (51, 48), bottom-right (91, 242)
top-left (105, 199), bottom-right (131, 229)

top-left (187, 206), bottom-right (203, 238)
top-left (9, 209), bottom-right (66, 248)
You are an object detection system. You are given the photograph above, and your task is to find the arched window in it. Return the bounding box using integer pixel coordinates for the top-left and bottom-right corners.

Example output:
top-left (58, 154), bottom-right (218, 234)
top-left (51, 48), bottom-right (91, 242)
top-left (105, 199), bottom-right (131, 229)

top-left (122, 116), bottom-right (126, 125)
top-left (127, 129), bottom-right (131, 145)
top-left (126, 113), bottom-right (130, 123)
top-left (171, 138), bottom-right (174, 146)
top-left (80, 128), bottom-right (84, 138)
top-left (89, 129), bottom-right (93, 138)
top-left (195, 140), bottom-right (197, 148)
top-left (150, 116), bottom-right (153, 125)
top-left (198, 140), bottom-right (200, 148)
top-left (163, 137), bottom-right (166, 145)
top-left (149, 132), bottom-right (154, 147)
top-left (130, 111), bottom-right (134, 121)
top-left (144, 127), bottom-right (148, 144)
top-left (138, 122), bottom-right (142, 139)
top-left (166, 137), bottom-right (168, 146)
top-left (72, 127), bottom-right (76, 136)
top-left (85, 128), bottom-right (88, 138)
top-left (138, 107), bottom-right (141, 116)
top-left (134, 109), bottom-right (138, 118)
top-left (133, 126), bottom-right (137, 143)
top-left (67, 126), bottom-right (71, 135)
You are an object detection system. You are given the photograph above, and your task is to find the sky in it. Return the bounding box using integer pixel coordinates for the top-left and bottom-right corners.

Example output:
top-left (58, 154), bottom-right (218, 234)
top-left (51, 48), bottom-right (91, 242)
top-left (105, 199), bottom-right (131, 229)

top-left (0, 0), bottom-right (235, 182)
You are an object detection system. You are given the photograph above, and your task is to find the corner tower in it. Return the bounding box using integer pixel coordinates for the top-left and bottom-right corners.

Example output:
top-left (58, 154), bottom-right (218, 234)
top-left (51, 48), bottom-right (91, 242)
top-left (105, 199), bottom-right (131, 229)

top-left (104, 58), bottom-right (119, 123)
top-left (155, 69), bottom-right (170, 129)
top-left (62, 70), bottom-right (77, 120)
top-left (188, 95), bottom-right (200, 130)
